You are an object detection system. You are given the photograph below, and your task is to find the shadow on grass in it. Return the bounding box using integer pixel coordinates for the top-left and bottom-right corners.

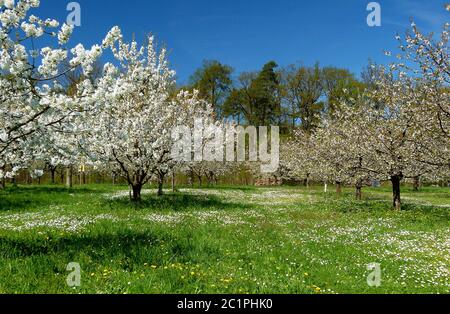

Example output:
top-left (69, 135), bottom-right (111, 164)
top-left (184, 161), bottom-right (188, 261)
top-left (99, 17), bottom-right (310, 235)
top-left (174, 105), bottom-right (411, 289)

top-left (398, 203), bottom-right (450, 219)
top-left (194, 185), bottom-right (257, 192)
top-left (319, 194), bottom-right (450, 221)
top-left (0, 228), bottom-right (221, 268)
top-left (105, 193), bottom-right (253, 212)
top-left (2, 185), bottom-right (105, 194)
top-left (0, 185), bottom-right (103, 212)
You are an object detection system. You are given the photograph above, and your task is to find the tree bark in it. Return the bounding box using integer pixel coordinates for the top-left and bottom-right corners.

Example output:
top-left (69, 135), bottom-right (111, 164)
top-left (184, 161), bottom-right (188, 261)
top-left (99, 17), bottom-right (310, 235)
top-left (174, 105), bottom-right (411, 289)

top-left (157, 176), bottom-right (164, 196)
top-left (0, 165), bottom-right (6, 189)
top-left (66, 167), bottom-right (73, 188)
top-left (335, 181), bottom-right (342, 195)
top-left (80, 172), bottom-right (86, 185)
top-left (413, 176), bottom-right (420, 191)
top-left (131, 184), bottom-right (142, 202)
top-left (188, 170), bottom-right (194, 187)
top-left (355, 181), bottom-right (362, 200)
top-left (171, 172), bottom-right (176, 192)
top-left (50, 168), bottom-right (56, 184)
top-left (324, 181), bottom-right (328, 193)
top-left (391, 175), bottom-right (402, 210)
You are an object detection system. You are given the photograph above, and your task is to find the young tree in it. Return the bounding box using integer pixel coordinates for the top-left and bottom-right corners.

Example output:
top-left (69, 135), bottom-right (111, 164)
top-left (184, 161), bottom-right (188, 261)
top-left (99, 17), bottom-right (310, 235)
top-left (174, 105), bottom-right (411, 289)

top-left (394, 22), bottom-right (449, 138)
top-left (86, 29), bottom-right (212, 201)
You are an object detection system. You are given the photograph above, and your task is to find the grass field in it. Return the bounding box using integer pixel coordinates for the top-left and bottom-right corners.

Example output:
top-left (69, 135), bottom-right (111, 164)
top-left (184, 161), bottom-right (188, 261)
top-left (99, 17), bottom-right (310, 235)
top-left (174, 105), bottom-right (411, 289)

top-left (0, 184), bottom-right (448, 294)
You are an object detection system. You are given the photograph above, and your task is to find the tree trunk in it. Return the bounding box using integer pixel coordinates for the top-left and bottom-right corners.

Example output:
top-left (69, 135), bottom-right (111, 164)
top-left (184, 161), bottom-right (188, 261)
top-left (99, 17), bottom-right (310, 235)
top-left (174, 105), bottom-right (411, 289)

top-left (66, 167), bottom-right (73, 188)
top-left (171, 172), bottom-right (176, 192)
top-left (391, 175), bottom-right (402, 210)
top-left (335, 181), bottom-right (342, 195)
top-left (131, 184), bottom-right (142, 202)
top-left (157, 176), bottom-right (164, 196)
top-left (80, 172), bottom-right (86, 185)
top-left (0, 165), bottom-right (6, 189)
top-left (198, 175), bottom-right (202, 187)
top-left (413, 176), bottom-right (420, 191)
top-left (50, 168), bottom-right (56, 184)
top-left (324, 181), bottom-right (328, 193)
top-left (355, 181), bottom-right (362, 201)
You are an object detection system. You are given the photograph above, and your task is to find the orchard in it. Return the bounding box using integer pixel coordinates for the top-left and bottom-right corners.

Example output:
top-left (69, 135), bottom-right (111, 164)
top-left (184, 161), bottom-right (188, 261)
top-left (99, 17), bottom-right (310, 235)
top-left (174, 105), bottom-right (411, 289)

top-left (0, 0), bottom-right (448, 295)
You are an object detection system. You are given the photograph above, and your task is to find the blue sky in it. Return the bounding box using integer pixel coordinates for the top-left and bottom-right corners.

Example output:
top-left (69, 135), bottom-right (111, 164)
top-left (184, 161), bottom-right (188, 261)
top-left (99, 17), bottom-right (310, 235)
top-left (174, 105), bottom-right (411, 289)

top-left (37, 0), bottom-right (448, 83)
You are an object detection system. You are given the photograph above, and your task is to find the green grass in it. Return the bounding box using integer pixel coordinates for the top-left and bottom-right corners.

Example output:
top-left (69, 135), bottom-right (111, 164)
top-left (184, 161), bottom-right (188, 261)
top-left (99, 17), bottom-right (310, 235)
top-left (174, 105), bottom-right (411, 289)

top-left (0, 184), bottom-right (448, 294)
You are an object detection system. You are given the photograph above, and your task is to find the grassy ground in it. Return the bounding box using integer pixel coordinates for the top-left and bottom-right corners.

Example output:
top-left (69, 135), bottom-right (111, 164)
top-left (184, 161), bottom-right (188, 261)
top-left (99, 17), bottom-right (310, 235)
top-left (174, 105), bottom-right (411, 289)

top-left (0, 184), bottom-right (448, 294)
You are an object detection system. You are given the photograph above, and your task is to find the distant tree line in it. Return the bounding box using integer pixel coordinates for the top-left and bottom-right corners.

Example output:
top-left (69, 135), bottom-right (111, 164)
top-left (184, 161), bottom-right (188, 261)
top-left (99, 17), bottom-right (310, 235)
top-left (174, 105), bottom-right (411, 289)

top-left (184, 59), bottom-right (371, 134)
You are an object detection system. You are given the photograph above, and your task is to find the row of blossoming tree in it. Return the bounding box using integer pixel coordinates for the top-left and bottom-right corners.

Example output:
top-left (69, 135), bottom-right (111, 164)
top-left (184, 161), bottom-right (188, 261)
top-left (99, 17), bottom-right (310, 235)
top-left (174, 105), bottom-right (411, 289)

top-left (281, 22), bottom-right (449, 210)
top-left (1, 1), bottom-right (448, 207)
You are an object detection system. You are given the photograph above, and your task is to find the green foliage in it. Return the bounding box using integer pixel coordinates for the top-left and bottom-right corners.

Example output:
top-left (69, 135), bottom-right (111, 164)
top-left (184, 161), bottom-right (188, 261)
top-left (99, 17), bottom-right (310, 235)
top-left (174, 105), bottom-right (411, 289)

top-left (223, 62), bottom-right (282, 127)
top-left (189, 60), bottom-right (233, 118)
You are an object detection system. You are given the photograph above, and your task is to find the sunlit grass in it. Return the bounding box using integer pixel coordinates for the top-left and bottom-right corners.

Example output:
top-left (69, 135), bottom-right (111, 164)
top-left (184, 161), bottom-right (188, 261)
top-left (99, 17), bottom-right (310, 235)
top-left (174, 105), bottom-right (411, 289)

top-left (0, 184), bottom-right (448, 294)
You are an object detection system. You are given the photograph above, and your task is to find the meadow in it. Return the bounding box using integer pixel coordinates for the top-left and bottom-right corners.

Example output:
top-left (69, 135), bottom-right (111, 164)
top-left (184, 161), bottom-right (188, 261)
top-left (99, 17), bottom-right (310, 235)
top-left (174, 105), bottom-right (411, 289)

top-left (0, 184), bottom-right (448, 294)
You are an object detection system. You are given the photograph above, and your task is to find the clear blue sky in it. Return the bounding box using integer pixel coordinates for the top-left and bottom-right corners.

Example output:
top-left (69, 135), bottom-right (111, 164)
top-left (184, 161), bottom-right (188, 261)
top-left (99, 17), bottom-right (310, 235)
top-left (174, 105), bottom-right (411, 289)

top-left (37, 0), bottom-right (448, 83)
